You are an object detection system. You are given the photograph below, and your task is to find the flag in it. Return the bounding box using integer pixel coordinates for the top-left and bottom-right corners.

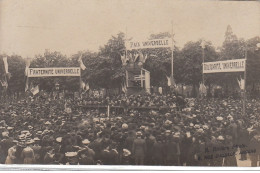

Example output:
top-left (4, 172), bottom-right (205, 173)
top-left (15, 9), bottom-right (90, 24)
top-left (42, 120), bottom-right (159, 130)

top-left (143, 54), bottom-right (148, 63)
top-left (127, 53), bottom-right (132, 62)
top-left (25, 78), bottom-right (29, 92)
top-left (121, 81), bottom-right (127, 93)
top-left (0, 80), bottom-right (8, 88)
top-left (120, 54), bottom-right (127, 66)
top-left (85, 83), bottom-right (90, 91)
top-left (237, 77), bottom-right (245, 90)
top-left (199, 83), bottom-right (207, 95)
top-left (25, 58), bottom-right (31, 76)
top-left (138, 52), bottom-right (148, 63)
top-left (128, 53), bottom-right (135, 63)
top-left (81, 80), bottom-right (86, 89)
top-left (166, 75), bottom-right (176, 87)
top-left (30, 85), bottom-right (39, 95)
top-left (78, 54), bottom-right (86, 70)
top-left (166, 76), bottom-right (171, 86)
top-left (138, 51), bottom-right (144, 63)
top-left (3, 57), bottom-right (8, 73)
top-left (134, 53), bottom-right (139, 62)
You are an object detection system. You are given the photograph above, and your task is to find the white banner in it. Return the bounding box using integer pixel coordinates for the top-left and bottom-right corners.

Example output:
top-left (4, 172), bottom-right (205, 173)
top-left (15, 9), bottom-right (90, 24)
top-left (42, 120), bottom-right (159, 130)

top-left (28, 67), bottom-right (81, 77)
top-left (126, 38), bottom-right (172, 50)
top-left (203, 59), bottom-right (246, 74)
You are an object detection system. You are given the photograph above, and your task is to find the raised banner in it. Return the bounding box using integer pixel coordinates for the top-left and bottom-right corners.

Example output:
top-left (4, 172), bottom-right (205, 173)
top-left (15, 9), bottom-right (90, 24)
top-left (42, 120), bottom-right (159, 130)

top-left (126, 38), bottom-right (172, 50)
top-left (203, 59), bottom-right (246, 74)
top-left (28, 67), bottom-right (81, 77)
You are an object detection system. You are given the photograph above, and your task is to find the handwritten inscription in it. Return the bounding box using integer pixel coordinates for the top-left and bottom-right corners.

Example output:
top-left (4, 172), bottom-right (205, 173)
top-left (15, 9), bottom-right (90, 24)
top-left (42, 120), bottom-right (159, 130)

top-left (199, 144), bottom-right (256, 161)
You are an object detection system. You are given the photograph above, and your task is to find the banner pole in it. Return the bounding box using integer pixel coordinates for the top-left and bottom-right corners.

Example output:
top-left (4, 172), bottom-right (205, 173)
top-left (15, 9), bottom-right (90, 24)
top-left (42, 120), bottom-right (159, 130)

top-left (202, 45), bottom-right (205, 93)
top-left (125, 26), bottom-right (128, 94)
top-left (201, 42), bottom-right (205, 115)
top-left (125, 26), bottom-right (128, 60)
top-left (171, 21), bottom-right (174, 88)
top-left (243, 45), bottom-right (247, 117)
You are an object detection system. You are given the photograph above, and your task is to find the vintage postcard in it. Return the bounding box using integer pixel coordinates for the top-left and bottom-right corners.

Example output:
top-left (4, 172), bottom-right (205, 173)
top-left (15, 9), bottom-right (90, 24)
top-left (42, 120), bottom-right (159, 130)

top-left (0, 0), bottom-right (260, 169)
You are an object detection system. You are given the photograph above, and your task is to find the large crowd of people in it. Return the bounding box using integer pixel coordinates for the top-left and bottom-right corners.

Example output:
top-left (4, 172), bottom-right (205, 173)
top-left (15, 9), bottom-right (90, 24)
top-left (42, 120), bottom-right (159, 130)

top-left (1, 92), bottom-right (260, 166)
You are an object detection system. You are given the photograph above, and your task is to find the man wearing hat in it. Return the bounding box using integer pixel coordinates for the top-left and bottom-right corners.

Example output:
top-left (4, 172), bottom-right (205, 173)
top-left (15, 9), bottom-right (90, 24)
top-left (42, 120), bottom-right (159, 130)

top-left (164, 132), bottom-right (180, 166)
top-left (5, 142), bottom-right (17, 164)
top-left (223, 135), bottom-right (237, 166)
top-left (78, 139), bottom-right (95, 165)
top-left (153, 135), bottom-right (164, 165)
top-left (121, 148), bottom-right (131, 165)
top-left (238, 125), bottom-right (249, 161)
top-left (65, 151), bottom-right (78, 165)
top-left (108, 142), bottom-right (119, 165)
top-left (248, 128), bottom-right (260, 167)
top-left (43, 146), bottom-right (55, 164)
top-left (180, 131), bottom-right (193, 166)
top-left (132, 131), bottom-right (146, 165)
top-left (144, 131), bottom-right (156, 165)
top-left (31, 138), bottom-right (42, 164)
top-left (124, 131), bottom-right (135, 152)
top-left (1, 133), bottom-right (14, 164)
top-left (21, 140), bottom-right (36, 164)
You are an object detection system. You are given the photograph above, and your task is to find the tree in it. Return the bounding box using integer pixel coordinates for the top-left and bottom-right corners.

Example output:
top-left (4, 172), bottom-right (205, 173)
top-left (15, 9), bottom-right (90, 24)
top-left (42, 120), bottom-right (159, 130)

top-left (92, 32), bottom-right (126, 90)
top-left (0, 54), bottom-right (26, 95)
top-left (245, 36), bottom-right (260, 97)
top-left (217, 25), bottom-right (247, 95)
top-left (177, 40), bottom-right (218, 97)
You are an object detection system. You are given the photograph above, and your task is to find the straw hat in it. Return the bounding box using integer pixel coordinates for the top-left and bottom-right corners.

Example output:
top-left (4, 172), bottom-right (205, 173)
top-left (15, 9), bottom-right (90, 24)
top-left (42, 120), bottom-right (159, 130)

top-left (7, 127), bottom-right (14, 130)
top-left (28, 125), bottom-right (33, 130)
top-left (136, 131), bottom-right (142, 136)
top-left (202, 125), bottom-right (209, 130)
top-left (56, 137), bottom-right (62, 143)
top-left (123, 149), bottom-right (131, 156)
top-left (2, 131), bottom-right (9, 137)
top-left (217, 136), bottom-right (224, 141)
top-left (82, 139), bottom-right (90, 145)
top-left (65, 152), bottom-right (78, 157)
top-left (122, 123), bottom-right (128, 129)
top-left (165, 120), bottom-right (172, 125)
top-left (197, 128), bottom-right (204, 133)
top-left (33, 137), bottom-right (40, 141)
top-left (165, 130), bottom-right (171, 134)
top-left (36, 131), bottom-right (42, 135)
top-left (45, 121), bottom-right (51, 125)
top-left (216, 116), bottom-right (223, 121)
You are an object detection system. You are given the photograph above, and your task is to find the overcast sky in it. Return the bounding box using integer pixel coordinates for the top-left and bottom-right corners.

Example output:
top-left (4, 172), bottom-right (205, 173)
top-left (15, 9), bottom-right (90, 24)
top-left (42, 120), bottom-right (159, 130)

top-left (0, 0), bottom-right (259, 58)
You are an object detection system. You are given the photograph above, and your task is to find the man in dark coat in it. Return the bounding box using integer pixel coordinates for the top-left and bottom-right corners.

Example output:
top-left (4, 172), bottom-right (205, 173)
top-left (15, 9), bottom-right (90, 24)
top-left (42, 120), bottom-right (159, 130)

top-left (249, 130), bottom-right (260, 167)
top-left (180, 132), bottom-right (193, 166)
top-left (132, 131), bottom-right (146, 165)
top-left (153, 135), bottom-right (164, 165)
top-left (144, 132), bottom-right (156, 165)
top-left (164, 135), bottom-right (180, 166)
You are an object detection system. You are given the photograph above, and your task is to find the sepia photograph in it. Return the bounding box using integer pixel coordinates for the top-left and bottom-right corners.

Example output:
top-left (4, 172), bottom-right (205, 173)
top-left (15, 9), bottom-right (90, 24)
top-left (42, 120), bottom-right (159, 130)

top-left (0, 0), bottom-right (260, 169)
